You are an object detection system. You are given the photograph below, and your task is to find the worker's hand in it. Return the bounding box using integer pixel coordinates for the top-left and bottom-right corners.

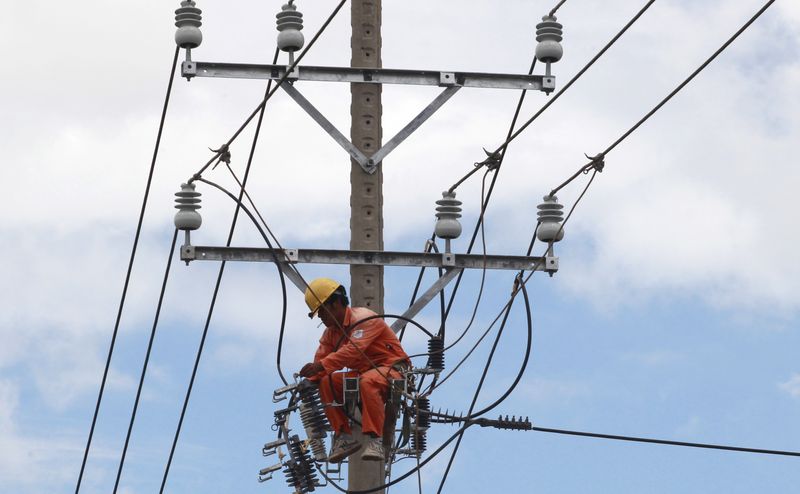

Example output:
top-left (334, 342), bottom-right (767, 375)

top-left (299, 361), bottom-right (324, 377)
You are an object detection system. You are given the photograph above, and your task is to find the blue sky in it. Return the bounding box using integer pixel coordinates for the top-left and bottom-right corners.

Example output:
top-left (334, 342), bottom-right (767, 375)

top-left (1, 0), bottom-right (799, 493)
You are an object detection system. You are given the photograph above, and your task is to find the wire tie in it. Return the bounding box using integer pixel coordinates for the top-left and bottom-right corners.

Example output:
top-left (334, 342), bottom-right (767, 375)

top-left (583, 152), bottom-right (605, 173)
top-left (481, 147), bottom-right (503, 170)
top-left (209, 144), bottom-right (232, 169)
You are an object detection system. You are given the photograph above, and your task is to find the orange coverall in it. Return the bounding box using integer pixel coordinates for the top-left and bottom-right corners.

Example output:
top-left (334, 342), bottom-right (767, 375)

top-left (311, 306), bottom-right (410, 437)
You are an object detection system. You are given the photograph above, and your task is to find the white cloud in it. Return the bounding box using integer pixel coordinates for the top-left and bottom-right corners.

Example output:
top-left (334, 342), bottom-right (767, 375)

top-left (779, 374), bottom-right (800, 399)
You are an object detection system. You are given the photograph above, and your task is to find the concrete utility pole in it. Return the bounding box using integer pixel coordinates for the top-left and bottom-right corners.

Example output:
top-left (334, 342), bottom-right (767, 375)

top-left (349, 1), bottom-right (385, 491)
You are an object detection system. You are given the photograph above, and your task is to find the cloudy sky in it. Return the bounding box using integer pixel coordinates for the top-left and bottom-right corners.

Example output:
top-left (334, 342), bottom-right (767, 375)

top-left (2, 0), bottom-right (799, 493)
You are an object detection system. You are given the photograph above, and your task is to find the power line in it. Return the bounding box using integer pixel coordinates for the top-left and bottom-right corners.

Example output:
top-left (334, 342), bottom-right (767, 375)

top-left (549, 0), bottom-right (569, 17)
top-left (158, 47), bottom-right (282, 493)
top-left (112, 229), bottom-right (179, 494)
top-left (187, 0), bottom-right (348, 183)
top-left (550, 0), bottom-right (776, 197)
top-left (531, 426), bottom-right (800, 458)
top-left (75, 45), bottom-right (179, 494)
top-left (448, 0), bottom-right (657, 194)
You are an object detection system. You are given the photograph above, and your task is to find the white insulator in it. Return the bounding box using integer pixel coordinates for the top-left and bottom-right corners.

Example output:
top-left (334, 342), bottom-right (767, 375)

top-left (174, 183), bottom-right (202, 231)
top-left (535, 15), bottom-right (563, 64)
top-left (175, 0), bottom-right (203, 49)
top-left (435, 191), bottom-right (462, 240)
top-left (536, 195), bottom-right (564, 242)
top-left (276, 2), bottom-right (305, 52)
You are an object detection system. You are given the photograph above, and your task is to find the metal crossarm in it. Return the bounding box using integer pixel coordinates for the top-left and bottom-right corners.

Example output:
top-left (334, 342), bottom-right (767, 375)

top-left (182, 62), bottom-right (556, 91)
top-left (181, 246), bottom-right (558, 272)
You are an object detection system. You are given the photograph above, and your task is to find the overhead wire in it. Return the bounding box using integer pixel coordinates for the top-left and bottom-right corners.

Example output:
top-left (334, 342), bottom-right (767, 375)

top-left (159, 47), bottom-right (283, 493)
top-left (112, 229), bottom-right (179, 494)
top-left (187, 0), bottom-right (349, 183)
top-left (447, 0), bottom-right (657, 194)
top-left (435, 276), bottom-right (532, 494)
top-left (539, 0), bottom-right (775, 199)
top-left (75, 45), bottom-right (180, 494)
top-left (531, 426), bottom-right (800, 458)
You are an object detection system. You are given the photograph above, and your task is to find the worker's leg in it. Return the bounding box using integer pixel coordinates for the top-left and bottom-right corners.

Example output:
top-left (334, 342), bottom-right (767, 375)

top-left (358, 367), bottom-right (401, 437)
top-left (318, 371), bottom-right (356, 435)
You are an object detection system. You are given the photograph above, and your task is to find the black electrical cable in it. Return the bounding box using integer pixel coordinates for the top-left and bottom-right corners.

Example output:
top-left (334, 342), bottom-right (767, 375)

top-left (549, 0), bottom-right (568, 17)
top-left (198, 177), bottom-right (396, 385)
top-left (448, 0), bottom-right (656, 194)
top-left (159, 48), bottom-right (283, 493)
top-left (432, 54), bottom-right (537, 351)
top-left (430, 167), bottom-right (595, 424)
top-left (187, 0), bottom-right (348, 183)
top-left (435, 276), bottom-right (529, 494)
top-left (531, 426), bottom-right (800, 458)
top-left (75, 45), bottom-right (179, 494)
top-left (550, 0), bottom-right (775, 197)
top-left (112, 229), bottom-right (179, 494)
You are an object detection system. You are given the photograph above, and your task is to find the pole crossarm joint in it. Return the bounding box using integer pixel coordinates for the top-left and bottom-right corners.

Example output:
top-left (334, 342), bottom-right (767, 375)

top-left (182, 62), bottom-right (556, 92)
top-left (181, 245), bottom-right (558, 272)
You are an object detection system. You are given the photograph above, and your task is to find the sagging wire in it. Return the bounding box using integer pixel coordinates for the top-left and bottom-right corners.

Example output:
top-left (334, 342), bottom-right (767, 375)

top-left (435, 276), bottom-right (533, 494)
top-left (447, 0), bottom-right (657, 194)
top-left (186, 0), bottom-right (349, 184)
top-left (112, 229), bottom-right (179, 494)
top-left (159, 47), bottom-right (284, 492)
top-left (75, 45), bottom-right (180, 494)
top-left (430, 164), bottom-right (597, 425)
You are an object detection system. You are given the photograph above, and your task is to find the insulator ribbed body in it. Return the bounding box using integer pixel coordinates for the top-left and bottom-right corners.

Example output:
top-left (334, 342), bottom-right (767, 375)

top-left (536, 195), bottom-right (565, 242)
top-left (285, 436), bottom-right (317, 493)
top-left (298, 382), bottom-right (330, 438)
top-left (535, 15), bottom-right (563, 63)
top-left (174, 0), bottom-right (203, 48)
top-left (411, 398), bottom-right (430, 453)
top-left (434, 191), bottom-right (462, 240)
top-left (174, 183), bottom-right (202, 230)
top-left (276, 2), bottom-right (305, 52)
top-left (426, 336), bottom-right (445, 372)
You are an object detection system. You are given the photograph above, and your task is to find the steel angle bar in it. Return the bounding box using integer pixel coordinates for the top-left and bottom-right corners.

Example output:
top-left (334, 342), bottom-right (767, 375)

top-left (184, 62), bottom-right (554, 91)
top-left (390, 268), bottom-right (461, 333)
top-left (181, 246), bottom-right (558, 272)
top-left (279, 83), bottom-right (372, 172)
top-left (369, 86), bottom-right (461, 165)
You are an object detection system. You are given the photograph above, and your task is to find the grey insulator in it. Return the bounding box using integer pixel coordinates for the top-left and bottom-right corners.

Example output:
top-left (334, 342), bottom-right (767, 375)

top-left (536, 195), bottom-right (564, 242)
top-left (535, 15), bottom-right (563, 63)
top-left (434, 191), bottom-right (462, 240)
top-left (276, 2), bottom-right (305, 52)
top-left (175, 0), bottom-right (203, 48)
top-left (174, 183), bottom-right (202, 231)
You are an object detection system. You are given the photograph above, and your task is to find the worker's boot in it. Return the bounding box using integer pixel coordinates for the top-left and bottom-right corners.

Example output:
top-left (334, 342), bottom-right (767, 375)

top-left (360, 436), bottom-right (385, 461)
top-left (327, 433), bottom-right (360, 463)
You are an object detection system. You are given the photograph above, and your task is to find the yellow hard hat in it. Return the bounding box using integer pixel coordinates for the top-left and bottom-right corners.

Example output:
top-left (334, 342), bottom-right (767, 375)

top-left (305, 277), bottom-right (341, 318)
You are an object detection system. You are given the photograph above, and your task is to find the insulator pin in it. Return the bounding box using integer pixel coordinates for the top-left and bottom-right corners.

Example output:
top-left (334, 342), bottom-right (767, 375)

top-left (174, 183), bottom-right (202, 231)
top-left (426, 336), bottom-right (445, 372)
top-left (175, 0), bottom-right (203, 49)
top-left (276, 2), bottom-right (305, 52)
top-left (434, 191), bottom-right (462, 241)
top-left (536, 195), bottom-right (564, 242)
top-left (535, 15), bottom-right (563, 64)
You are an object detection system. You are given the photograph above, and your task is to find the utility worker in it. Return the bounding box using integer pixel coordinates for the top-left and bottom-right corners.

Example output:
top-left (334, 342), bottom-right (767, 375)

top-left (298, 278), bottom-right (410, 463)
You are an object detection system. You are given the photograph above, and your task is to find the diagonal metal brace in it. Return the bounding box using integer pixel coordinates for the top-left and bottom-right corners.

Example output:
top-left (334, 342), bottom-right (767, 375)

top-left (280, 83), bottom-right (462, 174)
top-left (369, 85), bottom-right (461, 166)
top-left (280, 83), bottom-right (373, 172)
top-left (390, 268), bottom-right (462, 333)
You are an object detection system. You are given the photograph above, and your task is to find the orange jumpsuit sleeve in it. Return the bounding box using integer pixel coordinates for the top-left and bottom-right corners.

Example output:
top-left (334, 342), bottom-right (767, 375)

top-left (308, 331), bottom-right (335, 381)
top-left (319, 318), bottom-right (383, 374)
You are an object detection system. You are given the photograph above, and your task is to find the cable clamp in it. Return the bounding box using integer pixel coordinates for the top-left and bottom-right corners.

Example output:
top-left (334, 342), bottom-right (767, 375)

top-left (478, 147), bottom-right (503, 170)
top-left (583, 152), bottom-right (605, 173)
top-left (210, 144), bottom-right (232, 169)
